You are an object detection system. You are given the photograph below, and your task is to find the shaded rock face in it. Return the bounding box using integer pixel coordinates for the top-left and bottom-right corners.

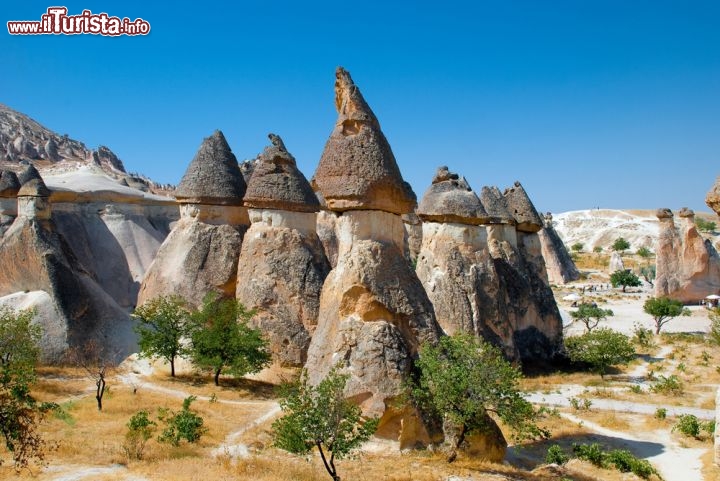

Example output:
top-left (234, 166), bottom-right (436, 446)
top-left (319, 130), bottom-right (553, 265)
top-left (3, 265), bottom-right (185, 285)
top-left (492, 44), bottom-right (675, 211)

top-left (417, 166), bottom-right (488, 225)
top-left (655, 208), bottom-right (720, 302)
top-left (443, 416), bottom-right (507, 463)
top-left (0, 170), bottom-right (20, 235)
top-left (311, 68), bottom-right (416, 215)
top-left (706, 177), bottom-right (720, 216)
top-left (609, 251), bottom-right (625, 272)
top-left (538, 213), bottom-right (580, 285)
top-left (503, 181), bottom-right (543, 233)
top-left (305, 212), bottom-right (441, 418)
top-left (236, 136), bottom-right (329, 366)
top-left (0, 215), bottom-right (135, 362)
top-left (236, 210), bottom-right (329, 366)
top-left (139, 131), bottom-right (248, 307)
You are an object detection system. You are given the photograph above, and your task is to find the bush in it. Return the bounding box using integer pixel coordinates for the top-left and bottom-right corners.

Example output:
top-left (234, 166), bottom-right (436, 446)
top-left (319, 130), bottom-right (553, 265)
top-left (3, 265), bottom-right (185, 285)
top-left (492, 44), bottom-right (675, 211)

top-left (593, 246), bottom-right (603, 253)
top-left (565, 328), bottom-right (635, 378)
top-left (673, 414), bottom-right (701, 438)
top-left (632, 323), bottom-right (654, 349)
top-left (573, 442), bottom-right (606, 467)
top-left (696, 217), bottom-right (717, 232)
top-left (123, 410), bottom-right (156, 460)
top-left (158, 396), bottom-right (206, 446)
top-left (572, 443), bottom-right (658, 479)
top-left (545, 444), bottom-right (569, 465)
top-left (655, 408), bottom-right (667, 420)
top-left (571, 242), bottom-right (584, 252)
top-left (651, 375), bottom-right (683, 395)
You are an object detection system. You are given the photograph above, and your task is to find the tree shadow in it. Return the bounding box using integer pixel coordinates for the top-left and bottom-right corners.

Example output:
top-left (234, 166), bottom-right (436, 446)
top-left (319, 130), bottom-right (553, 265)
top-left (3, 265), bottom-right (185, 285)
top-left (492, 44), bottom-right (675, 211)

top-left (163, 372), bottom-right (278, 399)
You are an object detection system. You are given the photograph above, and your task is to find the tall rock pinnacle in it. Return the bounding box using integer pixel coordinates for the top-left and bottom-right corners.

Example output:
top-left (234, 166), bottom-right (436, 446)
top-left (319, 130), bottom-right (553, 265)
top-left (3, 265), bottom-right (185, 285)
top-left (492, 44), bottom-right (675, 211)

top-left (311, 67), bottom-right (416, 215)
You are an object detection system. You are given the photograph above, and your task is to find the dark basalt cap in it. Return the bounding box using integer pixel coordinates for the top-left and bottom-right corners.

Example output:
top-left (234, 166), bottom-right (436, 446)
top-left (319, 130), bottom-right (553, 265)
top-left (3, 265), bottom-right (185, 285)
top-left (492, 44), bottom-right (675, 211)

top-left (243, 134), bottom-right (320, 213)
top-left (678, 207), bottom-right (695, 218)
top-left (17, 165), bottom-right (50, 197)
top-left (417, 166), bottom-right (488, 225)
top-left (311, 67), bottom-right (416, 215)
top-left (0, 170), bottom-right (20, 198)
top-left (656, 208), bottom-right (674, 219)
top-left (502, 181), bottom-right (543, 233)
top-left (175, 130), bottom-right (246, 205)
top-left (480, 186), bottom-right (515, 225)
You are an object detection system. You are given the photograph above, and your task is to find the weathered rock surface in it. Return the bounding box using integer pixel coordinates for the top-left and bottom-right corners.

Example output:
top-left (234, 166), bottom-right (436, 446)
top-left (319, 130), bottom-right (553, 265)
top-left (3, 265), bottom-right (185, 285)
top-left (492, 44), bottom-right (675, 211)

top-left (655, 208), bottom-right (720, 302)
top-left (609, 251), bottom-right (625, 272)
top-left (480, 186), bottom-right (515, 225)
top-left (538, 213), bottom-right (580, 285)
top-left (417, 166), bottom-right (488, 225)
top-left (443, 416), bottom-right (507, 463)
top-left (175, 130), bottom-right (246, 205)
top-left (503, 181), bottom-right (543, 233)
top-left (139, 131), bottom-right (247, 307)
top-left (311, 67), bottom-right (416, 215)
top-left (236, 136), bottom-right (329, 366)
top-left (706, 176), bottom-right (720, 216)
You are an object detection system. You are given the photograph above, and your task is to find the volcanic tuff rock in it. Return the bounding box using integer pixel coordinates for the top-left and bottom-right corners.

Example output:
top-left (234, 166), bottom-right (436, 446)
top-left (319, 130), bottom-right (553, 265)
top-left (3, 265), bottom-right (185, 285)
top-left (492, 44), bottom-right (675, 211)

top-left (0, 170), bottom-right (20, 235)
top-left (138, 131), bottom-right (247, 306)
top-left (417, 166), bottom-right (488, 225)
top-left (306, 69), bottom-right (441, 445)
top-left (311, 67), bottom-right (416, 215)
top-left (416, 173), bottom-right (563, 360)
top-left (609, 251), bottom-right (625, 273)
top-left (503, 181), bottom-right (543, 233)
top-left (537, 213), bottom-right (580, 284)
top-left (236, 135), bottom-right (329, 366)
top-left (706, 176), bottom-right (720, 216)
top-left (479, 186), bottom-right (514, 225)
top-left (655, 208), bottom-right (720, 302)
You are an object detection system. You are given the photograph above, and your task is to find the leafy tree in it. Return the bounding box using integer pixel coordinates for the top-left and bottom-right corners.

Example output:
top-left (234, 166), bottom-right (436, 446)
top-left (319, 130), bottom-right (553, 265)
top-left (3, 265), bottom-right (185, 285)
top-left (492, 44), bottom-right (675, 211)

top-left (273, 367), bottom-right (379, 481)
top-left (133, 295), bottom-right (191, 377)
top-left (123, 410), bottom-right (156, 460)
top-left (0, 307), bottom-right (56, 470)
top-left (612, 237), bottom-right (631, 253)
top-left (189, 294), bottom-right (271, 386)
top-left (565, 328), bottom-right (635, 378)
top-left (411, 334), bottom-right (547, 463)
top-left (609, 269), bottom-right (641, 292)
top-left (636, 246), bottom-right (652, 258)
top-left (571, 242), bottom-right (584, 252)
top-left (695, 217), bottom-right (717, 233)
top-left (639, 265), bottom-right (656, 287)
top-left (158, 396), bottom-right (206, 446)
top-left (570, 304), bottom-right (614, 332)
top-left (643, 297), bottom-right (691, 334)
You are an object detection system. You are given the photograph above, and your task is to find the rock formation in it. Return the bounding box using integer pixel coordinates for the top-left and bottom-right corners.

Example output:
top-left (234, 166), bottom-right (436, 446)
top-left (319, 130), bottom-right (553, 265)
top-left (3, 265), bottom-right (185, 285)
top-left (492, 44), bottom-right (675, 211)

top-left (655, 208), bottom-right (720, 302)
top-left (305, 68), bottom-right (442, 447)
top-left (138, 131), bottom-right (247, 306)
top-left (537, 213), bottom-right (580, 284)
top-left (236, 134), bottom-right (329, 366)
top-left (609, 251), bottom-right (625, 273)
top-left (0, 166), bottom-right (135, 361)
top-left (706, 177), bottom-right (720, 216)
top-left (416, 171), bottom-right (563, 361)
top-left (0, 169), bottom-right (20, 235)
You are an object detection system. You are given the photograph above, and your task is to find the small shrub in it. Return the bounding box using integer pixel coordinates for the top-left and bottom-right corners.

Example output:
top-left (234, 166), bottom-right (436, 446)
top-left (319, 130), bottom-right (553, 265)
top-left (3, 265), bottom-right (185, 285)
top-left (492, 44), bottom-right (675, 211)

top-left (673, 414), bottom-right (701, 438)
top-left (546, 444), bottom-right (569, 465)
top-left (628, 384), bottom-right (643, 394)
top-left (651, 375), bottom-right (683, 395)
top-left (158, 396), bottom-right (207, 446)
top-left (573, 442), bottom-right (606, 467)
top-left (123, 410), bottom-right (156, 460)
top-left (702, 420), bottom-right (715, 436)
top-left (593, 246), bottom-right (603, 253)
top-left (568, 397), bottom-right (592, 411)
top-left (632, 323), bottom-right (654, 349)
top-left (655, 407), bottom-right (667, 420)
top-left (606, 449), bottom-right (658, 479)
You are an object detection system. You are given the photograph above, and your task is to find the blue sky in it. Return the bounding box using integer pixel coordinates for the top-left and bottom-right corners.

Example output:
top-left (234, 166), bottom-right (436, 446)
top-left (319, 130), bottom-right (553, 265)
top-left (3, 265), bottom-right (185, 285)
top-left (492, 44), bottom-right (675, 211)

top-left (2, 1), bottom-right (719, 213)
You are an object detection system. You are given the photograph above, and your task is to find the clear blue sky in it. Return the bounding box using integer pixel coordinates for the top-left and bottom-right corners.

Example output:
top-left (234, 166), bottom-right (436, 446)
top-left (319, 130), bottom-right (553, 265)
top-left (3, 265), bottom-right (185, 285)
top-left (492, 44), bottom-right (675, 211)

top-left (3, 1), bottom-right (719, 213)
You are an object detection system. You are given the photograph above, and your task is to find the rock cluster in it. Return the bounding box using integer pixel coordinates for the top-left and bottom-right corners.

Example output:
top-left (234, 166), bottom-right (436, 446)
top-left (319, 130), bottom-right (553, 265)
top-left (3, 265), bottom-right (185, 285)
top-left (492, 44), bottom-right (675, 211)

top-left (416, 168), bottom-right (564, 360)
top-left (655, 208), bottom-right (720, 302)
top-left (537, 213), bottom-right (580, 284)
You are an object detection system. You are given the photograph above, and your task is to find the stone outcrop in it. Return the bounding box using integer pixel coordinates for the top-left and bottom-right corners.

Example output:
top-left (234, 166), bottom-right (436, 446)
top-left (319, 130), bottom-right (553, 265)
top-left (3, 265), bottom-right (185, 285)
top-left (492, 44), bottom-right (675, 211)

top-left (416, 169), bottom-right (563, 361)
top-left (138, 131), bottom-right (247, 306)
top-left (538, 213), bottom-right (580, 284)
top-left (0, 169), bottom-right (20, 235)
top-left (706, 177), bottom-right (720, 216)
top-left (310, 67), bottom-right (416, 215)
top-left (236, 135), bottom-right (329, 366)
top-left (609, 251), bottom-right (625, 272)
top-left (503, 181), bottom-right (543, 233)
top-left (655, 208), bottom-right (720, 302)
top-left (305, 68), bottom-right (442, 446)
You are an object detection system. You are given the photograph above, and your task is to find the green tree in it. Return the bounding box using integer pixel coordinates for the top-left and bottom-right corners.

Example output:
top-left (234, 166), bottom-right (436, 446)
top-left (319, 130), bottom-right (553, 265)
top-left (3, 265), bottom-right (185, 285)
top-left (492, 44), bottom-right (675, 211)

top-left (610, 269), bottom-right (642, 292)
top-left (412, 334), bottom-right (547, 463)
top-left (612, 237), bottom-right (631, 253)
top-left (695, 217), bottom-right (717, 233)
top-left (123, 410), bottom-right (156, 460)
top-left (636, 246), bottom-right (652, 259)
top-left (571, 242), bottom-right (584, 252)
top-left (570, 304), bottom-right (614, 332)
top-left (0, 307), bottom-right (56, 470)
top-left (565, 328), bottom-right (635, 378)
top-left (189, 294), bottom-right (271, 386)
top-left (643, 297), bottom-right (691, 334)
top-left (273, 367), bottom-right (379, 481)
top-left (639, 265), bottom-right (656, 287)
top-left (133, 295), bottom-right (191, 377)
